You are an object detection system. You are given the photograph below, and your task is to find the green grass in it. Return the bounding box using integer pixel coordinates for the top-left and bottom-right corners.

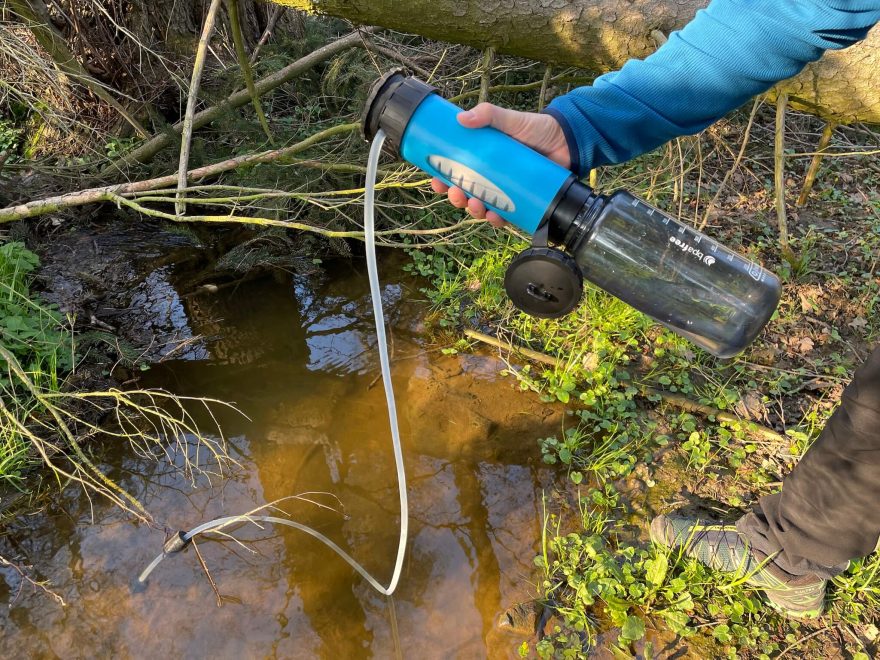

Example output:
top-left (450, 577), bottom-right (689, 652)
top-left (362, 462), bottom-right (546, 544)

top-left (0, 242), bottom-right (74, 488)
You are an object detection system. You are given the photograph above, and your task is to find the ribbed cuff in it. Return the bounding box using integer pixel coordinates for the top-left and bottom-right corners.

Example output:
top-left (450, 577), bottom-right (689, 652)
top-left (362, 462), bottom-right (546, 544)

top-left (542, 106), bottom-right (581, 176)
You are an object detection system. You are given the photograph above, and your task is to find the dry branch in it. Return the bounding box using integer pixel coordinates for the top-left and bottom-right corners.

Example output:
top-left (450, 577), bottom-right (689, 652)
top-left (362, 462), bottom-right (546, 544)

top-left (9, 0), bottom-right (150, 138)
top-left (774, 93), bottom-right (791, 256)
top-left (478, 46), bottom-right (495, 104)
top-left (178, 0), bottom-right (223, 216)
top-left (796, 121), bottom-right (837, 207)
top-left (250, 5), bottom-right (283, 64)
top-left (228, 0), bottom-right (274, 143)
top-left (101, 28), bottom-right (373, 176)
top-left (699, 97), bottom-right (761, 229)
top-left (1, 122), bottom-right (360, 223)
top-left (464, 328), bottom-right (787, 443)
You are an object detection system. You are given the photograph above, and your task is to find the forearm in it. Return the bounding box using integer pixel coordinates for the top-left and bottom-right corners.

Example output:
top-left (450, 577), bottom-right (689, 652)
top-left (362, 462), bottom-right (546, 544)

top-left (546, 0), bottom-right (880, 176)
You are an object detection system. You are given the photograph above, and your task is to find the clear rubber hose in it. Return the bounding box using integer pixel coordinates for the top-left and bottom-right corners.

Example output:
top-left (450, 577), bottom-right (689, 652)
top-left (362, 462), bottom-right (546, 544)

top-left (139, 130), bottom-right (409, 596)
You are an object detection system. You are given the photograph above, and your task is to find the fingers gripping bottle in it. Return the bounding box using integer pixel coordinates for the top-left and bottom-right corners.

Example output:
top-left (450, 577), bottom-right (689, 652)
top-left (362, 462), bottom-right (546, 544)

top-left (362, 70), bottom-right (781, 358)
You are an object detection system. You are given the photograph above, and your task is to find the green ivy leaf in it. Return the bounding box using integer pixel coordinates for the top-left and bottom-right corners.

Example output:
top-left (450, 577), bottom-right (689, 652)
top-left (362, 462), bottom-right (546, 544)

top-left (660, 610), bottom-right (691, 635)
top-left (620, 615), bottom-right (645, 642)
top-left (713, 624), bottom-right (731, 643)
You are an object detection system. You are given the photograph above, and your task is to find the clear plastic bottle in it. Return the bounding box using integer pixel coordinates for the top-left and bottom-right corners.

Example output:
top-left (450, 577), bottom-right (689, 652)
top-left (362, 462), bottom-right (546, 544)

top-left (563, 190), bottom-right (781, 358)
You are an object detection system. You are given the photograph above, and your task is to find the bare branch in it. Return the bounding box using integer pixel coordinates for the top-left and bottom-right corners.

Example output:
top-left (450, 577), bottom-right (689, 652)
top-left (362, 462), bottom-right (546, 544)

top-left (177, 0), bottom-right (223, 216)
top-left (102, 28), bottom-right (373, 175)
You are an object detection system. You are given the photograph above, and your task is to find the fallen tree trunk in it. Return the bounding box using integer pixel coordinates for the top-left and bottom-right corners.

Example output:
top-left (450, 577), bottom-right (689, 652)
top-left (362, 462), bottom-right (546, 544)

top-left (274, 0), bottom-right (880, 124)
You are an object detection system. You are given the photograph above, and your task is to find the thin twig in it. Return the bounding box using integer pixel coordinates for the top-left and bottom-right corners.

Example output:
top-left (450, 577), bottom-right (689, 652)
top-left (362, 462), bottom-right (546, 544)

top-left (0, 554), bottom-right (65, 607)
top-left (699, 97), bottom-right (761, 230)
top-left (228, 0), bottom-right (273, 143)
top-left (796, 120), bottom-right (836, 207)
top-left (775, 92), bottom-right (792, 257)
top-left (478, 46), bottom-right (495, 104)
top-left (448, 75), bottom-right (593, 104)
top-left (363, 41), bottom-right (434, 80)
top-left (777, 623), bottom-right (838, 659)
top-left (1, 122), bottom-right (361, 223)
top-left (249, 5), bottom-right (282, 64)
top-left (177, 0), bottom-right (223, 216)
top-left (191, 537), bottom-right (223, 607)
top-left (103, 29), bottom-right (371, 174)
top-left (537, 65), bottom-right (552, 112)
top-left (463, 328), bottom-right (788, 442)
top-left (8, 0), bottom-right (150, 138)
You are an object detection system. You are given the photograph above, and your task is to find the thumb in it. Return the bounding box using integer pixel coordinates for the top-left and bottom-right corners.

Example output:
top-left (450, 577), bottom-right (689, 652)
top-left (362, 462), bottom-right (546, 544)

top-left (457, 103), bottom-right (524, 135)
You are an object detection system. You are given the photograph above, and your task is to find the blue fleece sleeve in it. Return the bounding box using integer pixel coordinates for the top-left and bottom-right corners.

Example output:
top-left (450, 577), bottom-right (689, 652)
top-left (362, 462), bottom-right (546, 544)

top-left (545, 0), bottom-right (880, 176)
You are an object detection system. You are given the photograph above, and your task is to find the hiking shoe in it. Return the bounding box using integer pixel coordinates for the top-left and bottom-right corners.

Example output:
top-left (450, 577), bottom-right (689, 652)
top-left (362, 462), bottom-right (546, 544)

top-left (650, 514), bottom-right (826, 618)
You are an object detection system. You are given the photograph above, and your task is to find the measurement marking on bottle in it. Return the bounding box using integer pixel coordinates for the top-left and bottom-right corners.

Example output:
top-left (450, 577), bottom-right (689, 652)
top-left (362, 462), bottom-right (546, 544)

top-left (662, 217), bottom-right (670, 225)
top-left (631, 198), bottom-right (639, 207)
top-left (694, 235), bottom-right (702, 244)
top-left (647, 208), bottom-right (654, 216)
top-left (710, 244), bottom-right (718, 253)
top-left (678, 226), bottom-right (686, 234)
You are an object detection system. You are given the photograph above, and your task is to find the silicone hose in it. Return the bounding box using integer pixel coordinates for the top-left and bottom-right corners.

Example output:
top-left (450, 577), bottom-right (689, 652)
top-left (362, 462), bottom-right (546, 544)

top-left (138, 129), bottom-right (410, 596)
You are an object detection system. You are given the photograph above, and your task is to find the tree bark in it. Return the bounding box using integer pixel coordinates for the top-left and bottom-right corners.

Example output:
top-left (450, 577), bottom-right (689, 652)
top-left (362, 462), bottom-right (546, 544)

top-left (273, 0), bottom-right (880, 124)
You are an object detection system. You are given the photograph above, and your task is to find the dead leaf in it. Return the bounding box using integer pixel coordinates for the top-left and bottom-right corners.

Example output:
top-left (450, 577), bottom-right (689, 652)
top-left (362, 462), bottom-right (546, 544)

top-left (797, 337), bottom-right (815, 354)
top-left (798, 291), bottom-right (818, 313)
top-left (849, 317), bottom-right (869, 330)
top-left (582, 352), bottom-right (599, 371)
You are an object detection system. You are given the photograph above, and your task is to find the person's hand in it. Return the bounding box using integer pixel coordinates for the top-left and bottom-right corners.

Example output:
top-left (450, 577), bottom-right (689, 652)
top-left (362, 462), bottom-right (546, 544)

top-left (430, 104), bottom-right (571, 227)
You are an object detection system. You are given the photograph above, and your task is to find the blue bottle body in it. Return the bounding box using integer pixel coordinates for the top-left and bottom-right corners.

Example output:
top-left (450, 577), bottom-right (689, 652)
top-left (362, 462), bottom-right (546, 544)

top-left (399, 94), bottom-right (572, 234)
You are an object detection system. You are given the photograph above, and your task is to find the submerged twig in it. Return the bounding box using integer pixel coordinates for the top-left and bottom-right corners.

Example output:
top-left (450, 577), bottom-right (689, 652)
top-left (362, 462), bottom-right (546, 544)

top-left (0, 554), bottom-right (65, 607)
top-left (191, 538), bottom-right (223, 608)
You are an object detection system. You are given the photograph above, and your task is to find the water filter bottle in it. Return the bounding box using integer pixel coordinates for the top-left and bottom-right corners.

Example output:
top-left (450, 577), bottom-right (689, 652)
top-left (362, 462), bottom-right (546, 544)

top-left (362, 71), bottom-right (781, 358)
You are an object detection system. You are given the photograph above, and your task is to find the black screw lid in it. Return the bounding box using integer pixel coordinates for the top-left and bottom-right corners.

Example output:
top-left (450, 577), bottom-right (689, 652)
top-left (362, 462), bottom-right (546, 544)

top-left (362, 69), bottom-right (435, 154)
top-left (503, 247), bottom-right (583, 318)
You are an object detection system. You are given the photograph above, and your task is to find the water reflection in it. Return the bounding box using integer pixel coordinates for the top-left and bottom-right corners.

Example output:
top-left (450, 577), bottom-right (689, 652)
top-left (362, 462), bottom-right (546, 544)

top-left (0, 258), bottom-right (565, 658)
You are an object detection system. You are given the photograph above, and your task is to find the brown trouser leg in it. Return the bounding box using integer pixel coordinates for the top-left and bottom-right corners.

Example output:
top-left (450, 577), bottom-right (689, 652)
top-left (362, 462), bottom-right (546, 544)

top-left (737, 346), bottom-right (880, 578)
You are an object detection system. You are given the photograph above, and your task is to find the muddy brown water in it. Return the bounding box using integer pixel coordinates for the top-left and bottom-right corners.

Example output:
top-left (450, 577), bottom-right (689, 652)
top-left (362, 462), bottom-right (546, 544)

top-left (1, 256), bottom-right (572, 658)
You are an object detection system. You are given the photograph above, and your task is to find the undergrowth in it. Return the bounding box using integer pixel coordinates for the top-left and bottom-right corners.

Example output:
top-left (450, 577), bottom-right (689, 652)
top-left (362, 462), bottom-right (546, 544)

top-left (0, 241), bottom-right (73, 486)
top-left (0, 241), bottom-right (234, 520)
top-left (410, 78), bottom-right (880, 658)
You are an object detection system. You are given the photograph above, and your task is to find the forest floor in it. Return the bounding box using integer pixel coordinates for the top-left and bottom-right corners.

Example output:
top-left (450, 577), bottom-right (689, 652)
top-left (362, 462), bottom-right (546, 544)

top-left (413, 98), bottom-right (880, 658)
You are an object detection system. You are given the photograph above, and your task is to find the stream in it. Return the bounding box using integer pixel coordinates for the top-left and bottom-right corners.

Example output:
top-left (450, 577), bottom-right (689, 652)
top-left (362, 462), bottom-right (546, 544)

top-left (0, 253), bottom-right (572, 658)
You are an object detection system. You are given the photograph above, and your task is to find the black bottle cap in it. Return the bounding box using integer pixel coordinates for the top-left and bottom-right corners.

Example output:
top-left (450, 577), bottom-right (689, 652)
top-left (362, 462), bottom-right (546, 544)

top-left (362, 69), bottom-right (436, 154)
top-left (503, 247), bottom-right (583, 318)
